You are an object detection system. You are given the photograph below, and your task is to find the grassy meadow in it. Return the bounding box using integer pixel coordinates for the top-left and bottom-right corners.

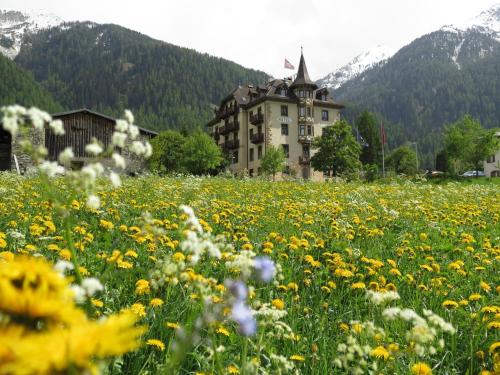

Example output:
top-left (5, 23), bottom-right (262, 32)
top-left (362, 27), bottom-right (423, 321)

top-left (0, 174), bottom-right (499, 374)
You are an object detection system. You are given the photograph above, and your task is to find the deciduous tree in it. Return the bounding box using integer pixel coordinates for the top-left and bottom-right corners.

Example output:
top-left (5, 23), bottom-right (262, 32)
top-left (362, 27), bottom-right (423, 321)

top-left (310, 120), bottom-right (361, 178)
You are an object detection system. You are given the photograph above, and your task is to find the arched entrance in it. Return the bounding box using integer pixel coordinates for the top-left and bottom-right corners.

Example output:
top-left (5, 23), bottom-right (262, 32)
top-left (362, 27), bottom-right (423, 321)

top-left (0, 127), bottom-right (12, 171)
top-left (491, 170), bottom-right (500, 178)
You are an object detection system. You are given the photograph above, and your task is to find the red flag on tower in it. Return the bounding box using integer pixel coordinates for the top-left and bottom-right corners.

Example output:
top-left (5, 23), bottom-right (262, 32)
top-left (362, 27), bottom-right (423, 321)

top-left (284, 58), bottom-right (295, 70)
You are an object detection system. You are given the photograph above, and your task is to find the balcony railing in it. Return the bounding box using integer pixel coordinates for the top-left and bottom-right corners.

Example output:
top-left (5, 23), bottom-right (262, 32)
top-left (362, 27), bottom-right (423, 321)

top-left (298, 135), bottom-right (313, 144)
top-left (219, 121), bottom-right (240, 135)
top-left (217, 106), bottom-right (239, 119)
top-left (299, 156), bottom-right (311, 165)
top-left (249, 112), bottom-right (264, 125)
top-left (223, 139), bottom-right (240, 150)
top-left (250, 132), bottom-right (264, 144)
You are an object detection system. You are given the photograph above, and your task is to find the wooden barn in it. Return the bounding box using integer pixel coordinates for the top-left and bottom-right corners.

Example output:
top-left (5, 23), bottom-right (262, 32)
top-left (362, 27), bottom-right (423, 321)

top-left (0, 108), bottom-right (157, 173)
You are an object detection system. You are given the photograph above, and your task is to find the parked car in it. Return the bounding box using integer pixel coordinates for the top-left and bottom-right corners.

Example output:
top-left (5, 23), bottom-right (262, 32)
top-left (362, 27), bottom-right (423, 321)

top-left (460, 170), bottom-right (486, 177)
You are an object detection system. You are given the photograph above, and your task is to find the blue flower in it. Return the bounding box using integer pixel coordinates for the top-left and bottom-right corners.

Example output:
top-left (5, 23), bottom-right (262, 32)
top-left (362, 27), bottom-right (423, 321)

top-left (253, 256), bottom-right (276, 283)
top-left (231, 301), bottom-right (256, 336)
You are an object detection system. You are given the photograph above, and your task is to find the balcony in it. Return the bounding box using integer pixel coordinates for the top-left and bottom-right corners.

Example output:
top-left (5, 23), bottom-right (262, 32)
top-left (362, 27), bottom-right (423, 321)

top-left (219, 121), bottom-right (240, 135)
top-left (217, 106), bottom-right (239, 119)
top-left (299, 156), bottom-right (311, 165)
top-left (250, 112), bottom-right (264, 125)
top-left (298, 135), bottom-right (313, 144)
top-left (250, 132), bottom-right (264, 144)
top-left (223, 139), bottom-right (240, 150)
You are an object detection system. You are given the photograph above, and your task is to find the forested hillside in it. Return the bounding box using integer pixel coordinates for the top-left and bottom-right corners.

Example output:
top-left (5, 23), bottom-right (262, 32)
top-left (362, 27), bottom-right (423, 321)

top-left (334, 29), bottom-right (500, 168)
top-left (0, 53), bottom-right (62, 112)
top-left (15, 22), bottom-right (270, 131)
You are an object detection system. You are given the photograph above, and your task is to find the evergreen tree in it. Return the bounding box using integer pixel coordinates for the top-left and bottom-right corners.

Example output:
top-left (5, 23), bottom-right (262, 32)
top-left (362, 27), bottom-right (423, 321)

top-left (261, 146), bottom-right (286, 181)
top-left (355, 111), bottom-right (381, 166)
top-left (310, 120), bottom-right (361, 177)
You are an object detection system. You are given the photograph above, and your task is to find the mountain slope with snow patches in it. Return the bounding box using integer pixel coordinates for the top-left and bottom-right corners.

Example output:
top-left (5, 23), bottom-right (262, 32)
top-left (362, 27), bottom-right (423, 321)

top-left (0, 9), bottom-right (63, 59)
top-left (316, 45), bottom-right (395, 90)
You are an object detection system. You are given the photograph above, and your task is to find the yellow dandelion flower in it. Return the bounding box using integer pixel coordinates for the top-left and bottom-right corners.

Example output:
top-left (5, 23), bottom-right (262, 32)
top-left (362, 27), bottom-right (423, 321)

top-left (290, 354), bottom-right (305, 362)
top-left (480, 281), bottom-right (491, 293)
top-left (91, 299), bottom-right (104, 308)
top-left (411, 363), bottom-right (432, 375)
top-left (150, 298), bottom-right (164, 307)
top-left (227, 365), bottom-right (239, 374)
top-left (371, 346), bottom-right (390, 360)
top-left (166, 322), bottom-right (180, 329)
top-left (442, 300), bottom-right (459, 309)
top-left (351, 282), bottom-right (366, 290)
top-left (216, 326), bottom-right (230, 337)
top-left (146, 339), bottom-right (165, 351)
top-left (130, 303), bottom-right (146, 318)
top-left (469, 294), bottom-right (482, 301)
top-left (135, 279), bottom-right (151, 295)
top-left (272, 299), bottom-right (285, 310)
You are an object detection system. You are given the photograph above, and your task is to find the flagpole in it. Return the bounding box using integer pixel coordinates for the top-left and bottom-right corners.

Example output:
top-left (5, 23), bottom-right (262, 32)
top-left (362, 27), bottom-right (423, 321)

top-left (380, 121), bottom-right (385, 178)
top-left (382, 141), bottom-right (385, 178)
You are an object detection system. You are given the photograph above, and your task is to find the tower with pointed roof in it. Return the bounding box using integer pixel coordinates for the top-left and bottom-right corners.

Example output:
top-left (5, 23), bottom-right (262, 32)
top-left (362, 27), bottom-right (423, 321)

top-left (205, 50), bottom-right (345, 181)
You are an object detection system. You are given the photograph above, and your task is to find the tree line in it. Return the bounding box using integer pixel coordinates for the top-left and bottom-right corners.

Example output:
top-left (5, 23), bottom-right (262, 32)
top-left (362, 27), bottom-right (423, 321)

top-left (150, 110), bottom-right (499, 180)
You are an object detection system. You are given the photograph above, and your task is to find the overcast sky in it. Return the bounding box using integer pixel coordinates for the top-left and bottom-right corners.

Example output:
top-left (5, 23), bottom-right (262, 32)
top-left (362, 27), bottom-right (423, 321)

top-left (4, 0), bottom-right (499, 78)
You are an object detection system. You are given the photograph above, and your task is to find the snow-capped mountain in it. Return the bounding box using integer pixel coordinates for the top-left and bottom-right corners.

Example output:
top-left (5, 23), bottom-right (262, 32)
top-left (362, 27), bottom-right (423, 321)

top-left (443, 2), bottom-right (500, 38)
top-left (319, 3), bottom-right (500, 90)
top-left (0, 9), bottom-right (63, 59)
top-left (316, 45), bottom-right (396, 90)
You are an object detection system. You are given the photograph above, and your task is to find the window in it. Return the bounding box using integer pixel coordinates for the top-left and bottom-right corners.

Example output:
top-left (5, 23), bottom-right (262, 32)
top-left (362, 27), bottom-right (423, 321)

top-left (258, 146), bottom-right (262, 159)
top-left (281, 123), bottom-right (289, 135)
top-left (249, 128), bottom-right (254, 138)
top-left (249, 169), bottom-right (254, 177)
top-left (282, 144), bottom-right (289, 158)
top-left (225, 135), bottom-right (229, 142)
top-left (299, 124), bottom-right (306, 136)
top-left (299, 107), bottom-right (306, 117)
top-left (487, 154), bottom-right (496, 163)
top-left (233, 151), bottom-right (238, 164)
top-left (307, 125), bottom-right (313, 136)
top-left (322, 110), bottom-right (329, 121)
top-left (307, 107), bottom-right (311, 117)
top-left (250, 148), bottom-right (254, 162)
top-left (249, 110), bottom-right (253, 118)
top-left (281, 105), bottom-right (288, 116)
top-left (283, 166), bottom-right (290, 174)
top-left (258, 126), bottom-right (262, 134)
top-left (322, 94), bottom-right (327, 101)
top-left (278, 88), bottom-right (286, 96)
top-left (299, 90), bottom-right (304, 98)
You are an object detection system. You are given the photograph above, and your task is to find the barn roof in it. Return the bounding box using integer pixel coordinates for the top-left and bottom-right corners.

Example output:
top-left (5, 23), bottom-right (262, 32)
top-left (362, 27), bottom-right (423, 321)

top-left (51, 108), bottom-right (158, 136)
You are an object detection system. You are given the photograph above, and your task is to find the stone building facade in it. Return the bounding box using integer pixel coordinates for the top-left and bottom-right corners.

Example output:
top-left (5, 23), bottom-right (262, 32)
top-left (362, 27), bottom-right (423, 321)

top-left (0, 108), bottom-right (157, 174)
top-left (205, 52), bottom-right (344, 181)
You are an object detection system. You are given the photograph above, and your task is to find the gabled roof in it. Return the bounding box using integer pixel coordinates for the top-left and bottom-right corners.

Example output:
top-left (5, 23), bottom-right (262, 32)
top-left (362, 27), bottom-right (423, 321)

top-left (290, 52), bottom-right (318, 89)
top-left (52, 108), bottom-right (158, 136)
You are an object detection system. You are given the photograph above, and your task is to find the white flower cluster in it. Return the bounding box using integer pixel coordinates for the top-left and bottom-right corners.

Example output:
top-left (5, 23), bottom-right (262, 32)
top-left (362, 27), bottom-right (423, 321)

top-left (225, 250), bottom-right (256, 280)
top-left (53, 261), bottom-right (104, 303)
top-left (71, 277), bottom-right (104, 303)
top-left (334, 335), bottom-right (379, 375)
top-left (382, 306), bottom-right (455, 356)
top-left (112, 110), bottom-right (152, 158)
top-left (366, 290), bottom-right (400, 305)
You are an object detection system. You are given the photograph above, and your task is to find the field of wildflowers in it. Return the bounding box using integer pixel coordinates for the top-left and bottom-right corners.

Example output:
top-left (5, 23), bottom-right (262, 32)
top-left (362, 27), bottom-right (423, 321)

top-left (0, 106), bottom-right (499, 374)
top-left (1, 175), bottom-right (499, 374)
